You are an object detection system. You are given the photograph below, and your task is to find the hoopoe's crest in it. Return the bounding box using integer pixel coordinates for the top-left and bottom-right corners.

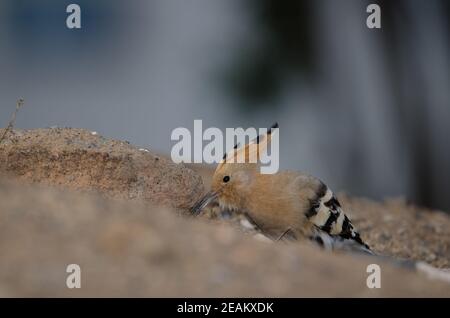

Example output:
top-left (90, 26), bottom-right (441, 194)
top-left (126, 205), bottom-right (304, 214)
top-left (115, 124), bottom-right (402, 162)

top-left (191, 123), bottom-right (371, 254)
top-left (217, 122), bottom-right (278, 170)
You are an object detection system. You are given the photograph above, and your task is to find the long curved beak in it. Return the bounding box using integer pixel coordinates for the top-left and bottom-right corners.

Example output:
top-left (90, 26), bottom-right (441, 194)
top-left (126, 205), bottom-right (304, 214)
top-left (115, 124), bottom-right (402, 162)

top-left (190, 191), bottom-right (218, 216)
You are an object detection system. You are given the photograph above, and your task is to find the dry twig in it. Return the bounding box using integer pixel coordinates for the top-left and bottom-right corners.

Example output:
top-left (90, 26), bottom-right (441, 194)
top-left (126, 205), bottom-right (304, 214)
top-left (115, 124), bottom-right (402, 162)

top-left (0, 98), bottom-right (24, 144)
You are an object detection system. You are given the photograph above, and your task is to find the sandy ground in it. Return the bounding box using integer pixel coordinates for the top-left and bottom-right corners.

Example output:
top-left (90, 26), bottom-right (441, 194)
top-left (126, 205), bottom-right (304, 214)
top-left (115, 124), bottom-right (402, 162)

top-left (0, 128), bottom-right (203, 210)
top-left (1, 128), bottom-right (450, 297)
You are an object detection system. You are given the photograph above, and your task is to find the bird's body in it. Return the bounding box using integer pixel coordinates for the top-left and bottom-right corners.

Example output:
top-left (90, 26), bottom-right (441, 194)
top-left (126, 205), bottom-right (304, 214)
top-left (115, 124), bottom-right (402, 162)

top-left (217, 169), bottom-right (370, 251)
top-left (191, 123), bottom-right (371, 254)
top-left (219, 170), bottom-right (318, 239)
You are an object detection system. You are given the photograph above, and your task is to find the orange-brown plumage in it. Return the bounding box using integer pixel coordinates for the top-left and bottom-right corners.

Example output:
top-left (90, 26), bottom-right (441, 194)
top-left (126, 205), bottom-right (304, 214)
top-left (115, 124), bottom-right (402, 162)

top-left (191, 123), bottom-right (371, 252)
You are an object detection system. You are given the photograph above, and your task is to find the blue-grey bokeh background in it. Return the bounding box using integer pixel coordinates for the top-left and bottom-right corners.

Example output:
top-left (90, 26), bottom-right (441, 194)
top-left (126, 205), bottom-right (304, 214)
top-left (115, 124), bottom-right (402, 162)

top-left (1, 0), bottom-right (449, 210)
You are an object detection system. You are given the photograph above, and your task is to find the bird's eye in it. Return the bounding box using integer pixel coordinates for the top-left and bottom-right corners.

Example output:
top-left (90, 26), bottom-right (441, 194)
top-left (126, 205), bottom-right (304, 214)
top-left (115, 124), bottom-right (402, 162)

top-left (223, 176), bottom-right (230, 183)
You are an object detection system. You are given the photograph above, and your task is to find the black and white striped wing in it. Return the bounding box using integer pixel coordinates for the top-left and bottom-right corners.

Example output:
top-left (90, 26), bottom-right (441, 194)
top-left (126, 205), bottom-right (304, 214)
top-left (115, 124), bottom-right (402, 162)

top-left (306, 183), bottom-right (372, 253)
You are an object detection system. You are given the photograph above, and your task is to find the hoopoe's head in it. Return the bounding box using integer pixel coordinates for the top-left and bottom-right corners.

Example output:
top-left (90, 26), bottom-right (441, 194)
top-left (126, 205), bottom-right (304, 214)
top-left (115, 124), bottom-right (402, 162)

top-left (191, 123), bottom-right (278, 215)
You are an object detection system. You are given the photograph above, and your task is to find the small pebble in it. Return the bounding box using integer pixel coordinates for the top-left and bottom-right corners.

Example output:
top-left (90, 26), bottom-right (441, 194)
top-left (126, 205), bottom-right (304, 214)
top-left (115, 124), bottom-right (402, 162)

top-left (253, 233), bottom-right (272, 243)
top-left (397, 228), bottom-right (406, 235)
top-left (240, 218), bottom-right (255, 230)
top-left (220, 210), bottom-right (232, 220)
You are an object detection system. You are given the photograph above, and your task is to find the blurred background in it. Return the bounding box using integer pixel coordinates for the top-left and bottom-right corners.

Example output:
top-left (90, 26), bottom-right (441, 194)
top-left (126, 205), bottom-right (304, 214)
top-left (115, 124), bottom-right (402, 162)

top-left (0, 0), bottom-right (449, 211)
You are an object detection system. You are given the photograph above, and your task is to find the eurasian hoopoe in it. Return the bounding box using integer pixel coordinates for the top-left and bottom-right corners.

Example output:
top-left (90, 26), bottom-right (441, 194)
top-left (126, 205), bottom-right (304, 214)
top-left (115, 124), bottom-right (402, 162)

top-left (191, 123), bottom-right (372, 254)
